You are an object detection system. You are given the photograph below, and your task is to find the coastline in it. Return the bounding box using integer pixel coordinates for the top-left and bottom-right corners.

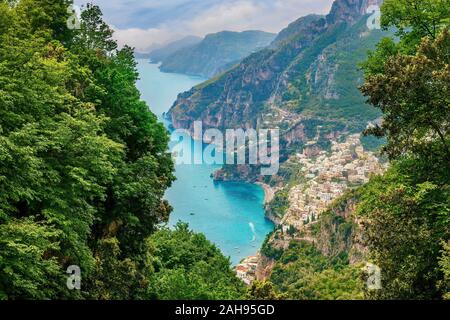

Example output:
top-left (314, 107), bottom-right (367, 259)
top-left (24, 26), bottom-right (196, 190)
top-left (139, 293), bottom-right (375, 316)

top-left (137, 60), bottom-right (275, 265)
top-left (255, 182), bottom-right (275, 205)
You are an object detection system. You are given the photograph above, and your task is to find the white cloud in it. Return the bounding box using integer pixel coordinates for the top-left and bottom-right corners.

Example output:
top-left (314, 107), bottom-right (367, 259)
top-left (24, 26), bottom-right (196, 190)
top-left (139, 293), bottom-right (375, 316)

top-left (76, 0), bottom-right (335, 53)
top-left (186, 0), bottom-right (333, 35)
top-left (112, 26), bottom-right (180, 53)
top-left (186, 1), bottom-right (258, 34)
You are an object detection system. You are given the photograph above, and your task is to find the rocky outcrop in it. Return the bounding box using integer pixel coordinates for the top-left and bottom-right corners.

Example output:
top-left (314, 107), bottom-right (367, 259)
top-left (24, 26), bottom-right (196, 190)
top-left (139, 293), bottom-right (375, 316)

top-left (284, 123), bottom-right (307, 145)
top-left (313, 197), bottom-right (364, 263)
top-left (213, 165), bottom-right (261, 183)
top-left (265, 211), bottom-right (282, 226)
top-left (326, 0), bottom-right (383, 25)
top-left (255, 254), bottom-right (276, 281)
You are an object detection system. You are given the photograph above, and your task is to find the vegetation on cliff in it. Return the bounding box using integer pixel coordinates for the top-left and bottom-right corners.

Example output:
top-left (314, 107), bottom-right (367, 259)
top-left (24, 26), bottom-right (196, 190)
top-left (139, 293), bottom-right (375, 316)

top-left (355, 0), bottom-right (449, 299)
top-left (0, 0), bottom-right (244, 300)
top-left (261, 190), bottom-right (366, 300)
top-left (270, 241), bottom-right (364, 300)
top-left (257, 0), bottom-right (449, 300)
top-left (271, 14), bottom-right (324, 47)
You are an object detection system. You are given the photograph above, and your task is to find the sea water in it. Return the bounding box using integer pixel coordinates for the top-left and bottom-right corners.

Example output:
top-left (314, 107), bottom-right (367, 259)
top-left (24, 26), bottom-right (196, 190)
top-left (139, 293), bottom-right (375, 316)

top-left (136, 60), bottom-right (274, 265)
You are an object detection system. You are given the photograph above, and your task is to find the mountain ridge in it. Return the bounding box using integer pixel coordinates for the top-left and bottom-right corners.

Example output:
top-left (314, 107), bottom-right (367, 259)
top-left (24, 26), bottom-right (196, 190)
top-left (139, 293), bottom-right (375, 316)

top-left (168, 0), bottom-right (386, 147)
top-left (158, 30), bottom-right (276, 78)
top-left (271, 14), bottom-right (325, 47)
top-left (149, 36), bottom-right (202, 63)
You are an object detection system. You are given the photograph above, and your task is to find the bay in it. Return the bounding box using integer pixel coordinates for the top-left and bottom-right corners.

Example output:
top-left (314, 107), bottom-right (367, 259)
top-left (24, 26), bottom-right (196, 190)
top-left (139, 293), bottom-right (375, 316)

top-left (136, 60), bottom-right (274, 265)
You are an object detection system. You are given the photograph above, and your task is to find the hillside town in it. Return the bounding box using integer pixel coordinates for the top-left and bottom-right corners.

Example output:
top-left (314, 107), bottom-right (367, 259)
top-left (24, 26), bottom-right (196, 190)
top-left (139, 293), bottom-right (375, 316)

top-left (235, 134), bottom-right (387, 284)
top-left (235, 256), bottom-right (259, 285)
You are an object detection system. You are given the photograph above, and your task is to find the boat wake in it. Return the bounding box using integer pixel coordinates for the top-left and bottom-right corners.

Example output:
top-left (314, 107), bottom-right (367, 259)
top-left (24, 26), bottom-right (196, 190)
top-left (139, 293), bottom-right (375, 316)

top-left (249, 222), bottom-right (256, 242)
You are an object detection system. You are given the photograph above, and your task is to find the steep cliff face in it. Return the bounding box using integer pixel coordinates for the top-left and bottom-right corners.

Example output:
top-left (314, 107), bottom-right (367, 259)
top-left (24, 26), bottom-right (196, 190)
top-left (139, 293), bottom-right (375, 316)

top-left (258, 190), bottom-right (367, 282)
top-left (168, 0), bottom-right (386, 139)
top-left (311, 194), bottom-right (367, 264)
top-left (159, 31), bottom-right (276, 78)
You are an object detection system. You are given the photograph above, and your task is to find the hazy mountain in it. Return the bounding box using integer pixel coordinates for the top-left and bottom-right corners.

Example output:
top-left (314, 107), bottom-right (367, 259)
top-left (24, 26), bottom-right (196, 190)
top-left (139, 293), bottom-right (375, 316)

top-left (271, 14), bottom-right (324, 47)
top-left (159, 30), bottom-right (276, 78)
top-left (149, 36), bottom-right (202, 63)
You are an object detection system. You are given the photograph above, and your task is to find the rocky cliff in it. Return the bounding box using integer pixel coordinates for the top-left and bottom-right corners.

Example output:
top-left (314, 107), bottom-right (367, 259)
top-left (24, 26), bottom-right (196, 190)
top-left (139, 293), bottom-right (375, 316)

top-left (168, 0), bottom-right (386, 146)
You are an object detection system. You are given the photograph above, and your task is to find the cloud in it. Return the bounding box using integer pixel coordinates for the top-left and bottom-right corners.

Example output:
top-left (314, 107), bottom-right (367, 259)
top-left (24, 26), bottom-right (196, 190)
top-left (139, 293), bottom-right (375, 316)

top-left (186, 0), bottom-right (333, 35)
top-left (112, 26), bottom-right (180, 53)
top-left (75, 0), bottom-right (334, 53)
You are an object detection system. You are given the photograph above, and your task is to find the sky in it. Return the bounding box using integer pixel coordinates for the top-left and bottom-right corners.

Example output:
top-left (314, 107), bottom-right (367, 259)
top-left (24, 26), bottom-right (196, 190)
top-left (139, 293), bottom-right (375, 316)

top-left (74, 0), bottom-right (335, 53)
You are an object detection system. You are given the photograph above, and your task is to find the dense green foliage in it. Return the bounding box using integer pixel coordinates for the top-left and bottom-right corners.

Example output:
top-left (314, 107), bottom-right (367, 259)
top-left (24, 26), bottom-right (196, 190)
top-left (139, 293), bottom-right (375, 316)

top-left (356, 0), bottom-right (450, 300)
top-left (147, 223), bottom-right (245, 300)
top-left (439, 241), bottom-right (450, 299)
top-left (0, 218), bottom-right (64, 299)
top-left (270, 241), bottom-right (364, 300)
top-left (380, 0), bottom-right (449, 52)
top-left (149, 36), bottom-right (202, 63)
top-left (246, 280), bottom-right (285, 300)
top-left (0, 0), bottom-right (243, 300)
top-left (361, 30), bottom-right (450, 164)
top-left (357, 159), bottom-right (449, 299)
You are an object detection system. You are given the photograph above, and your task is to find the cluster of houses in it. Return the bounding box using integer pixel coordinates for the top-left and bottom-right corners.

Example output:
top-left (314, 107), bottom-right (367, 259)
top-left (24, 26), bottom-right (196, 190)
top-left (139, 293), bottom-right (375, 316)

top-left (235, 256), bottom-right (259, 285)
top-left (282, 134), bottom-right (385, 229)
top-left (235, 134), bottom-right (386, 285)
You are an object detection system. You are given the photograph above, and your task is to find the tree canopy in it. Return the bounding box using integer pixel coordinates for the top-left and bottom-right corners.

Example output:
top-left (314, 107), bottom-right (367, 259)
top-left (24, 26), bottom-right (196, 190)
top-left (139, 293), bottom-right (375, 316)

top-left (0, 0), bottom-right (242, 300)
top-left (358, 0), bottom-right (450, 300)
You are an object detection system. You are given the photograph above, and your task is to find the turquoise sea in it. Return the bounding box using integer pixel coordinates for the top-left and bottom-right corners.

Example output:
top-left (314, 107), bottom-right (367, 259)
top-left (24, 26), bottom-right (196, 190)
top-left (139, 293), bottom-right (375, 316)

top-left (136, 60), bottom-right (274, 265)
